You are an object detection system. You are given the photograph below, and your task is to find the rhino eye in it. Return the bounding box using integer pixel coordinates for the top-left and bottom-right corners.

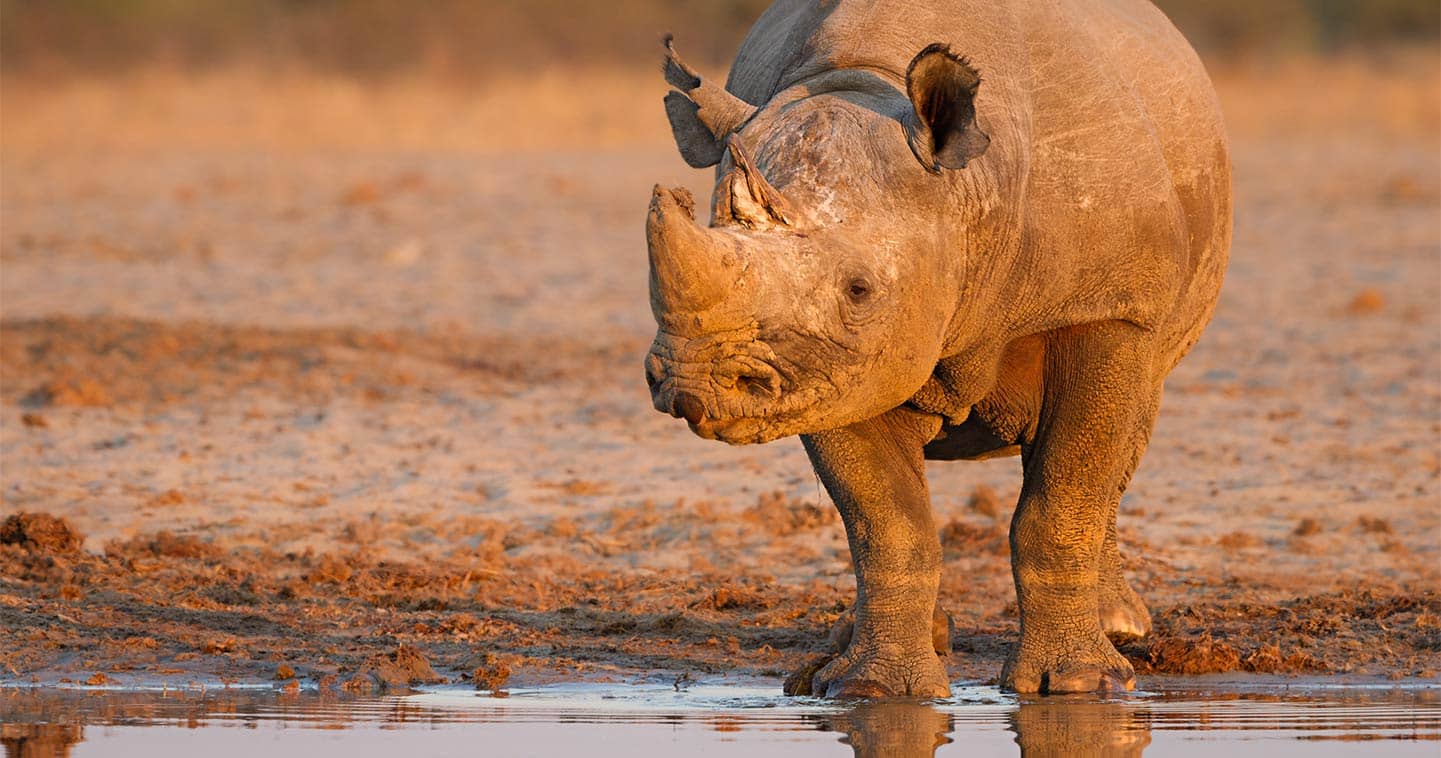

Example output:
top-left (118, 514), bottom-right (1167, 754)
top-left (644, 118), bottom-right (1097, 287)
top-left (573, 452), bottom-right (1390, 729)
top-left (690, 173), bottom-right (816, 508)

top-left (847, 279), bottom-right (872, 302)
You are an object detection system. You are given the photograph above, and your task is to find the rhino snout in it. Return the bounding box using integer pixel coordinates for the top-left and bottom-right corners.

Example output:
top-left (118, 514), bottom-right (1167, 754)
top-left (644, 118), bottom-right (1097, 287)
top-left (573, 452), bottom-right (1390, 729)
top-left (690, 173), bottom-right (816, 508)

top-left (645, 349), bottom-right (782, 428)
top-left (670, 392), bottom-right (708, 425)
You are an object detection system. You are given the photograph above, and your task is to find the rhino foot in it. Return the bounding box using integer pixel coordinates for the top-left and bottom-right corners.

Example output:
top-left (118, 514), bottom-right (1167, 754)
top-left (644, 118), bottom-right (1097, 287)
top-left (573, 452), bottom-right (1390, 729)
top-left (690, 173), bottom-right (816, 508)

top-left (828, 605), bottom-right (954, 656)
top-left (1001, 631), bottom-right (1136, 695)
top-left (811, 643), bottom-right (950, 699)
top-left (1098, 577), bottom-right (1152, 642)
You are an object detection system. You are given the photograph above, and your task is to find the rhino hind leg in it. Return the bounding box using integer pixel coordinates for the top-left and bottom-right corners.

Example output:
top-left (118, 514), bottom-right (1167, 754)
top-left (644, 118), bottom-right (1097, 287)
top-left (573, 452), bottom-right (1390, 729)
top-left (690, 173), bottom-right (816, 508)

top-left (1098, 516), bottom-right (1152, 642)
top-left (1001, 323), bottom-right (1160, 695)
top-left (801, 407), bottom-right (951, 699)
top-left (1099, 389), bottom-right (1163, 642)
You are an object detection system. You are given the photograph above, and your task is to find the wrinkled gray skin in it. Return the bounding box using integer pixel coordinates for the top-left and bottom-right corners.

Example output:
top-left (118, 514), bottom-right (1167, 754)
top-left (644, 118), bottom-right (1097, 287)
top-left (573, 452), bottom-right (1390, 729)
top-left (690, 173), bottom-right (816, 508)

top-left (645, 0), bottom-right (1230, 697)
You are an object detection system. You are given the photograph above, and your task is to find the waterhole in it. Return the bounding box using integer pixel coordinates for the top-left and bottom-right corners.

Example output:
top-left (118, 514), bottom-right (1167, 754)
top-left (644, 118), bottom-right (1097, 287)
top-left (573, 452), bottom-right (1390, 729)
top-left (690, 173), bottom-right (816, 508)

top-left (2, 681), bottom-right (1436, 757)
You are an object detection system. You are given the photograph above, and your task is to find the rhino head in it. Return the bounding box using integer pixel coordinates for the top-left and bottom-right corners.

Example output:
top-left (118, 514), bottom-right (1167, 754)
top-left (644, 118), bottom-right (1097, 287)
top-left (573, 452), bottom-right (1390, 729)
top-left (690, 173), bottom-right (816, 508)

top-left (645, 39), bottom-right (990, 444)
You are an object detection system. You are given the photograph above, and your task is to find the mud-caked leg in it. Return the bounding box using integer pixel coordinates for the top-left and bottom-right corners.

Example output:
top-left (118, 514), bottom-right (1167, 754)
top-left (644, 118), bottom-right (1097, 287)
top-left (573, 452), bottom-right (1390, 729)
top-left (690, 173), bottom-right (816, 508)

top-left (1001, 324), bottom-right (1158, 694)
top-left (1097, 388), bottom-right (1161, 642)
top-left (1098, 513), bottom-right (1152, 642)
top-left (803, 407), bottom-right (950, 698)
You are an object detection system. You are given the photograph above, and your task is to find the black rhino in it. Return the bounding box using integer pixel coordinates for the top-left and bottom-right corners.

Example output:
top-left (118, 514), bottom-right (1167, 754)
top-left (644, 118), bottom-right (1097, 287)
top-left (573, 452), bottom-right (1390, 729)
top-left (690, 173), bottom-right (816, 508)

top-left (644, 0), bottom-right (1230, 697)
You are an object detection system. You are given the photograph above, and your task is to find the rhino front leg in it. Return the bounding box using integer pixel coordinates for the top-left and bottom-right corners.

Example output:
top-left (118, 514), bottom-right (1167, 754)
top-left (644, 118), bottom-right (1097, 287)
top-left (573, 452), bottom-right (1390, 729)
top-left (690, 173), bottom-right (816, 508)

top-left (802, 406), bottom-right (950, 698)
top-left (1001, 323), bottom-right (1157, 694)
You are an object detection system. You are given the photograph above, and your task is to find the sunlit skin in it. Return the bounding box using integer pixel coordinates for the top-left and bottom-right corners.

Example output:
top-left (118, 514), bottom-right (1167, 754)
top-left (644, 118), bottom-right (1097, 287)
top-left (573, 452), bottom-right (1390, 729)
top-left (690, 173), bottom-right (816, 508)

top-left (645, 0), bottom-right (1230, 697)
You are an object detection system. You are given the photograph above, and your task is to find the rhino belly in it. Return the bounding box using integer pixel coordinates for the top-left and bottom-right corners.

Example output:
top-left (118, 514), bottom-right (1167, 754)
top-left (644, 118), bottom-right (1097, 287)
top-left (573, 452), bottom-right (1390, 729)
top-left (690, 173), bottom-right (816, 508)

top-left (923, 416), bottom-right (1022, 461)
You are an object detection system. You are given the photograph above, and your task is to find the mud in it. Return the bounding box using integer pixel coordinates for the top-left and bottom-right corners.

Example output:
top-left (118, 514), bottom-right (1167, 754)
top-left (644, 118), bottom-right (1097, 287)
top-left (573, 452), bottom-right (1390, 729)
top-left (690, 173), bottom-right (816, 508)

top-left (349, 645), bottom-right (445, 691)
top-left (1, 53), bottom-right (1438, 691)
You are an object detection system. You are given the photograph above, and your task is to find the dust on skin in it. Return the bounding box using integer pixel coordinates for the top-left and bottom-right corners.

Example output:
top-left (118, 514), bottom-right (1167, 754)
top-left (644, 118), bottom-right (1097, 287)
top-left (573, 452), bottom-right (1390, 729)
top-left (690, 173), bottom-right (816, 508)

top-left (0, 51), bottom-right (1438, 689)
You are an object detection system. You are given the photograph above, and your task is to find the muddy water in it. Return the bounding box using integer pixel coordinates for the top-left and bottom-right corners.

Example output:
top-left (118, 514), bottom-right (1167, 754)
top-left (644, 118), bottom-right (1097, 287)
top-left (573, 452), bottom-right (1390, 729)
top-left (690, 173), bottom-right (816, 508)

top-left (2, 682), bottom-right (1436, 757)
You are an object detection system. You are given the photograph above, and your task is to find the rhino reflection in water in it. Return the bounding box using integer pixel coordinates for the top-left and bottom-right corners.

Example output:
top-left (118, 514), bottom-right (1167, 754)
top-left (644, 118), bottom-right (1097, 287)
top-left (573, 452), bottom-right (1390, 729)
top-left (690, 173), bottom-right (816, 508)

top-left (645, 0), bottom-right (1230, 697)
top-left (819, 701), bottom-right (1151, 758)
top-left (824, 702), bottom-right (954, 758)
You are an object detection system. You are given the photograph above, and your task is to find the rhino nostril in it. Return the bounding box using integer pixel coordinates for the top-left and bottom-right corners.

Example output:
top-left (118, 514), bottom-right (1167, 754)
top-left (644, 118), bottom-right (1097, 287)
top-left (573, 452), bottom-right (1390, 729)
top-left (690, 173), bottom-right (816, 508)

top-left (672, 392), bottom-right (707, 425)
top-left (644, 354), bottom-right (664, 390)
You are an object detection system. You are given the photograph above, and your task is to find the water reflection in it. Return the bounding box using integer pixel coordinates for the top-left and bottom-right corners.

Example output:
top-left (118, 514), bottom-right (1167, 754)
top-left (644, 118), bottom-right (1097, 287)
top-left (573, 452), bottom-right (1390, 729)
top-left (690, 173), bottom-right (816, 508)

top-left (1009, 700), bottom-right (1150, 758)
top-left (818, 699), bottom-right (1149, 758)
top-left (1, 723), bottom-right (83, 758)
top-left (0, 683), bottom-right (1435, 757)
top-left (823, 701), bottom-right (953, 757)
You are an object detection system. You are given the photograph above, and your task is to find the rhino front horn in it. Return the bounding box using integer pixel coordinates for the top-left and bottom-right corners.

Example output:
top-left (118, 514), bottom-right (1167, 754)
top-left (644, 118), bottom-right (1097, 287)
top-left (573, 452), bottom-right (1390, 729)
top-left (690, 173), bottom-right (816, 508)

top-left (646, 185), bottom-right (735, 319)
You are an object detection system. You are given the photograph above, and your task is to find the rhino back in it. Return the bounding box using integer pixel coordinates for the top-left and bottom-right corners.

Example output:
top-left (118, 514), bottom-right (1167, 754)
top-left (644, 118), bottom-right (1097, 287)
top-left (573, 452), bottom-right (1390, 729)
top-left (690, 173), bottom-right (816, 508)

top-left (726, 0), bottom-right (1230, 369)
top-left (1008, 0), bottom-right (1231, 369)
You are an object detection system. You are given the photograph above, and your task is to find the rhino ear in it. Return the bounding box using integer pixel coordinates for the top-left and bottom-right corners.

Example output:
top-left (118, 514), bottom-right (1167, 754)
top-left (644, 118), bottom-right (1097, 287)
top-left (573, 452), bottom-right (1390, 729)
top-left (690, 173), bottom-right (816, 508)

top-left (662, 35), bottom-right (757, 169)
top-left (904, 43), bottom-right (990, 172)
top-left (664, 91), bottom-right (724, 168)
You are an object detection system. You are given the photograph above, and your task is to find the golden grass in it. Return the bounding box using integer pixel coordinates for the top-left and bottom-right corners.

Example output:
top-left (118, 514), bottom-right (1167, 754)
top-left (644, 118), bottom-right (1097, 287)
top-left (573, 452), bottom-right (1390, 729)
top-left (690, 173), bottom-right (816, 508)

top-left (1209, 49), bottom-right (1439, 141)
top-left (0, 66), bottom-right (678, 154)
top-left (0, 50), bottom-right (1434, 155)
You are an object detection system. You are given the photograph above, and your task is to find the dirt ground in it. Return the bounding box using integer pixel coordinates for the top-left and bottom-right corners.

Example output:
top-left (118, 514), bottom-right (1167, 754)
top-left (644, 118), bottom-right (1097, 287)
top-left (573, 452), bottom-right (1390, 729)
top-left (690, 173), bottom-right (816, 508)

top-left (1, 51), bottom-right (1438, 692)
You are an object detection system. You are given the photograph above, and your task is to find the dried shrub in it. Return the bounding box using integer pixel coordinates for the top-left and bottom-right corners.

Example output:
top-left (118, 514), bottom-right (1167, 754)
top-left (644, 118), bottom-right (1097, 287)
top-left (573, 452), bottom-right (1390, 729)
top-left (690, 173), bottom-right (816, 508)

top-left (966, 485), bottom-right (1002, 520)
top-left (24, 378), bottom-right (112, 408)
top-left (0, 512), bottom-right (83, 554)
top-left (939, 519), bottom-right (1008, 557)
top-left (355, 645), bottom-right (444, 689)
top-left (471, 653), bottom-right (511, 693)
top-left (1292, 518), bottom-right (1322, 536)
top-left (1216, 531), bottom-right (1261, 549)
top-left (742, 492), bottom-right (837, 536)
top-left (1242, 644), bottom-right (1326, 673)
top-left (109, 531), bottom-right (221, 561)
top-left (1357, 516), bottom-right (1393, 534)
top-left (1140, 634), bottom-right (1242, 674)
top-left (705, 585), bottom-right (770, 611)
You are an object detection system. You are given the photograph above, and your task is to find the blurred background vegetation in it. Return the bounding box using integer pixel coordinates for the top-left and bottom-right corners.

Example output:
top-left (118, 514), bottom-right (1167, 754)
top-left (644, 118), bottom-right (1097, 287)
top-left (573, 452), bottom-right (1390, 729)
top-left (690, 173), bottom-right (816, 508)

top-left (2, 0), bottom-right (1437, 79)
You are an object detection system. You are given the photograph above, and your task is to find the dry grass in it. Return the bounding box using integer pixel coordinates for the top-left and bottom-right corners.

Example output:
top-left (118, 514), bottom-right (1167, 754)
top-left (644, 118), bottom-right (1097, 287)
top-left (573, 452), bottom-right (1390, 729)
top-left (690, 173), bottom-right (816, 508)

top-left (0, 66), bottom-right (682, 154)
top-left (1209, 49), bottom-right (1439, 139)
top-left (2, 50), bottom-right (1433, 157)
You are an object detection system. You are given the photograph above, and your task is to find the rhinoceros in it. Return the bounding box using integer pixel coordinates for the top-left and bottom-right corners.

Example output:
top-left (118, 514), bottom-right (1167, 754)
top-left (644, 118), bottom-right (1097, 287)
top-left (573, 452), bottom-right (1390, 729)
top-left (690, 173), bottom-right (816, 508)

top-left (643, 0), bottom-right (1230, 697)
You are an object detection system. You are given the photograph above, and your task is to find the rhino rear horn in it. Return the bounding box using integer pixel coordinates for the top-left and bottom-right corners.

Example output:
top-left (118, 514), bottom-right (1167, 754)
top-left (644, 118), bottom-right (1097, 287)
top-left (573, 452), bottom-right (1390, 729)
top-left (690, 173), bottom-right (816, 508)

top-left (720, 139), bottom-right (796, 229)
top-left (904, 43), bottom-right (991, 172)
top-left (662, 35), bottom-right (757, 168)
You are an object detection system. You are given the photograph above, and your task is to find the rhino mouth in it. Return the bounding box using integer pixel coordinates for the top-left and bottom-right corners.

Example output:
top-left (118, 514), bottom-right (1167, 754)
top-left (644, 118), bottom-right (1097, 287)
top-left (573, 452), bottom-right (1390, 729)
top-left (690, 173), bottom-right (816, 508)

top-left (688, 415), bottom-right (772, 444)
top-left (645, 331), bottom-right (835, 444)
